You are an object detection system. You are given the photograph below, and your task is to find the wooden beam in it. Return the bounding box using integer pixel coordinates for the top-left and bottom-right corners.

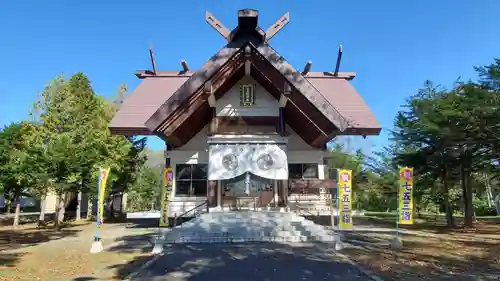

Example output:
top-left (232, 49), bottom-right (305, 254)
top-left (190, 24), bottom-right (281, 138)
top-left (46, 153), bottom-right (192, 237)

top-left (279, 94), bottom-right (287, 107)
top-left (334, 45), bottom-right (343, 76)
top-left (301, 60), bottom-right (312, 76)
top-left (256, 44), bottom-right (349, 131)
top-left (134, 70), bottom-right (356, 80)
top-left (245, 60), bottom-right (251, 75)
top-left (265, 12), bottom-right (290, 42)
top-left (204, 81), bottom-right (216, 107)
top-left (157, 57), bottom-right (245, 135)
top-left (249, 50), bottom-right (337, 135)
top-left (181, 60), bottom-right (190, 73)
top-left (311, 133), bottom-right (330, 149)
top-left (205, 11), bottom-right (231, 42)
top-left (149, 44), bottom-right (157, 75)
top-left (283, 102), bottom-right (326, 145)
top-left (145, 46), bottom-right (239, 132)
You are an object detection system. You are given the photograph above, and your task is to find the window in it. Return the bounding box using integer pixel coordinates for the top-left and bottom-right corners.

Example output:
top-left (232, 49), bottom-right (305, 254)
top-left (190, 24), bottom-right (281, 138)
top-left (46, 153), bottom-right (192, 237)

top-left (175, 164), bottom-right (208, 197)
top-left (328, 168), bottom-right (338, 180)
top-left (288, 164), bottom-right (319, 179)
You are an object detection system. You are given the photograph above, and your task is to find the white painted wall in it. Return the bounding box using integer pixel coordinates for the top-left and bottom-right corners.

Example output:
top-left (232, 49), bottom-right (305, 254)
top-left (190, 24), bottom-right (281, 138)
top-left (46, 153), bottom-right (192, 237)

top-left (216, 76), bottom-right (280, 117)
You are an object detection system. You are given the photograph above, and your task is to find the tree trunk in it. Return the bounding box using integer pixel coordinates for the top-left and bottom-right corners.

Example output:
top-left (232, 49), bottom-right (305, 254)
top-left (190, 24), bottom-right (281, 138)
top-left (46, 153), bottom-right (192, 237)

top-left (486, 185), bottom-right (492, 208)
top-left (443, 179), bottom-right (455, 227)
top-left (38, 192), bottom-right (47, 226)
top-left (54, 194), bottom-right (66, 229)
top-left (87, 197), bottom-right (93, 220)
top-left (6, 200), bottom-right (11, 214)
top-left (496, 196), bottom-right (500, 216)
top-left (76, 191), bottom-right (82, 220)
top-left (484, 174), bottom-right (493, 207)
top-left (121, 192), bottom-right (128, 213)
top-left (107, 197), bottom-right (115, 220)
top-left (13, 197), bottom-right (21, 228)
top-left (461, 157), bottom-right (474, 228)
top-left (442, 164), bottom-right (455, 227)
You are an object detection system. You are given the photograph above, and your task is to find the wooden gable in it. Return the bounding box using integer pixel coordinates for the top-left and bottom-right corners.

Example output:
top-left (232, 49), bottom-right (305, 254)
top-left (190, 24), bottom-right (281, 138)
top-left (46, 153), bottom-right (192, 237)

top-left (146, 42), bottom-right (348, 148)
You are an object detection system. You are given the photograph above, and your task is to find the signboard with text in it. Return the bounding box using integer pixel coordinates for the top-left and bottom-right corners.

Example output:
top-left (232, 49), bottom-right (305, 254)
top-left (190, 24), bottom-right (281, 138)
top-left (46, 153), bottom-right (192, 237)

top-left (159, 167), bottom-right (173, 227)
top-left (338, 169), bottom-right (353, 230)
top-left (97, 167), bottom-right (110, 227)
top-left (398, 167), bottom-right (414, 225)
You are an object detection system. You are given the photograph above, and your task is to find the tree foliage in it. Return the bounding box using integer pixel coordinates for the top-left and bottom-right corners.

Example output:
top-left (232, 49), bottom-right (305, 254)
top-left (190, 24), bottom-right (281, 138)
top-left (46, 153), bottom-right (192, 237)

top-left (0, 75), bottom-right (156, 226)
top-left (1, 58), bottom-right (499, 229)
top-left (321, 59), bottom-right (500, 227)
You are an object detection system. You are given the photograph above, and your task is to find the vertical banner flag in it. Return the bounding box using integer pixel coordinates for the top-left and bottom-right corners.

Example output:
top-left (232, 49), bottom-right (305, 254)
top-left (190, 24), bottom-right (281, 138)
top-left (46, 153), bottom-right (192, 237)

top-left (97, 167), bottom-right (110, 227)
top-left (338, 169), bottom-right (353, 230)
top-left (159, 167), bottom-right (173, 227)
top-left (399, 167), bottom-right (414, 225)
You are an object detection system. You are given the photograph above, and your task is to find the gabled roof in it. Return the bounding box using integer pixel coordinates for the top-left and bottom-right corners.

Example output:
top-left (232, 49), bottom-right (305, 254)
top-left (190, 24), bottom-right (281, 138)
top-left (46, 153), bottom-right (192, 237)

top-left (109, 9), bottom-right (381, 147)
top-left (109, 44), bottom-right (380, 147)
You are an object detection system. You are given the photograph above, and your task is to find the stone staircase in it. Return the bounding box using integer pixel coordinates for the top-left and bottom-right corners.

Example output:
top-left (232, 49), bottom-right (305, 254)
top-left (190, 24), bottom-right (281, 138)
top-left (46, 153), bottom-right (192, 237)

top-left (157, 211), bottom-right (338, 244)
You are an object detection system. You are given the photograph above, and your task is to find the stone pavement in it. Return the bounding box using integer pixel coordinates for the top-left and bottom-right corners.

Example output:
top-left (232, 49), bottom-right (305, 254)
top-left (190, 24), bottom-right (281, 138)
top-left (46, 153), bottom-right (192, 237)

top-left (131, 242), bottom-right (375, 281)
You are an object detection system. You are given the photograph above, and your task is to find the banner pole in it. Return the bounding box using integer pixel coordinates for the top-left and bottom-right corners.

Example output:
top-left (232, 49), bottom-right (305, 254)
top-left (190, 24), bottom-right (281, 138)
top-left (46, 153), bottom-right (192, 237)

top-left (94, 168), bottom-right (101, 242)
top-left (159, 164), bottom-right (165, 228)
top-left (396, 177), bottom-right (400, 238)
top-left (336, 168), bottom-right (340, 234)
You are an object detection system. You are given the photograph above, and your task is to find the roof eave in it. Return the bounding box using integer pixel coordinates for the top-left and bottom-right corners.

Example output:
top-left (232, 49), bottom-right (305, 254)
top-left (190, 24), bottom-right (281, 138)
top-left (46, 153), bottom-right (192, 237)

top-left (254, 43), bottom-right (350, 132)
top-left (144, 46), bottom-right (242, 132)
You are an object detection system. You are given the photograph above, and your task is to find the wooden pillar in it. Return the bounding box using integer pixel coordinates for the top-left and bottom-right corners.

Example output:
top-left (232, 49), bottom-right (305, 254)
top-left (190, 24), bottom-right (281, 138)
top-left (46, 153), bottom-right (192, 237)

top-left (277, 180), bottom-right (288, 207)
top-left (278, 108), bottom-right (286, 136)
top-left (208, 181), bottom-right (217, 208)
top-left (278, 106), bottom-right (287, 206)
top-left (217, 180), bottom-right (222, 209)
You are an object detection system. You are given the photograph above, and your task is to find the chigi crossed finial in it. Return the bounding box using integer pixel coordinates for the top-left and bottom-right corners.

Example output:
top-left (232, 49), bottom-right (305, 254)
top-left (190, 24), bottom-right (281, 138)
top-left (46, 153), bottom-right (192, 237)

top-left (205, 9), bottom-right (290, 43)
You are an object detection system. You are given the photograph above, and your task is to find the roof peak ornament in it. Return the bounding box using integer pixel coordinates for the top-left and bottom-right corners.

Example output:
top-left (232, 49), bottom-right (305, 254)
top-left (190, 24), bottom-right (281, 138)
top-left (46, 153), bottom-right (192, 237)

top-left (148, 43), bottom-right (157, 75)
top-left (205, 9), bottom-right (290, 44)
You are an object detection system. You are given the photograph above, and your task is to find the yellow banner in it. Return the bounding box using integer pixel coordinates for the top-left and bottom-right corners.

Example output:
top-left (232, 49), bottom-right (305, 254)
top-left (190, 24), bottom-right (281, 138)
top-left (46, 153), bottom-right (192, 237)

top-left (338, 169), bottom-right (353, 230)
top-left (98, 167), bottom-right (110, 226)
top-left (159, 167), bottom-right (173, 227)
top-left (399, 167), bottom-right (414, 225)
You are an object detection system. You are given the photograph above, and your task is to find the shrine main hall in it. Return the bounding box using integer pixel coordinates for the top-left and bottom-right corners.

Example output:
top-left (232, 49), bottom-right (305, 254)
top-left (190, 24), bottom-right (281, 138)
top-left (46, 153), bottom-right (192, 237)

top-left (109, 9), bottom-right (381, 217)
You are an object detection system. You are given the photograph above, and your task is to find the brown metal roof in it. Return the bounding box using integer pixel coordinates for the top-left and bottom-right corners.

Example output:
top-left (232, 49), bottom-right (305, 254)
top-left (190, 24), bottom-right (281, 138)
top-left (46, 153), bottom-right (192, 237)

top-left (109, 76), bottom-right (188, 135)
top-left (109, 71), bottom-right (381, 136)
top-left (308, 78), bottom-right (381, 135)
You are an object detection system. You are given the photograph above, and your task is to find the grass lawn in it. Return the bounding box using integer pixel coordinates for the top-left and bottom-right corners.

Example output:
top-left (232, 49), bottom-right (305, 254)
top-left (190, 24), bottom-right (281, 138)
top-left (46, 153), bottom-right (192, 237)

top-left (341, 214), bottom-right (500, 281)
top-left (0, 220), bottom-right (156, 281)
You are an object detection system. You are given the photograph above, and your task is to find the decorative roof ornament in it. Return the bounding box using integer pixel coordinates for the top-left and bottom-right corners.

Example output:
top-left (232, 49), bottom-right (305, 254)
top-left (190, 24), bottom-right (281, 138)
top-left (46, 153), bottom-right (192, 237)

top-left (205, 9), bottom-right (290, 44)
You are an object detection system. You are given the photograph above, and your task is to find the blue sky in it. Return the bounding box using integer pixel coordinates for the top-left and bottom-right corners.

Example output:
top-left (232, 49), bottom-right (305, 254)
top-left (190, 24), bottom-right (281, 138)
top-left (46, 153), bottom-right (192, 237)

top-left (1, 0), bottom-right (499, 152)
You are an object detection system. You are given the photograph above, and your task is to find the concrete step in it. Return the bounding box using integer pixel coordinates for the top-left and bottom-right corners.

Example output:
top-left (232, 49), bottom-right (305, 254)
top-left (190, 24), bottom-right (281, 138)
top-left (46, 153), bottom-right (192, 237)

top-left (156, 211), bottom-right (336, 245)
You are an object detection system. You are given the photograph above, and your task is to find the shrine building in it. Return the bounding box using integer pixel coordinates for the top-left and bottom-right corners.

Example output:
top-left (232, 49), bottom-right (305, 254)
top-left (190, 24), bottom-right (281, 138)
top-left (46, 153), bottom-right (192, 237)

top-left (109, 9), bottom-right (381, 217)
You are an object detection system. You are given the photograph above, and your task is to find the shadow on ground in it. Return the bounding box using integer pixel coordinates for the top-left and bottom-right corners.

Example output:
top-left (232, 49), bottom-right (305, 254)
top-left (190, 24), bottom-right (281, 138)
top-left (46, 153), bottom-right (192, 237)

top-left (100, 238), bottom-right (372, 281)
top-left (0, 222), bottom-right (86, 252)
top-left (341, 229), bottom-right (500, 281)
top-left (0, 252), bottom-right (24, 268)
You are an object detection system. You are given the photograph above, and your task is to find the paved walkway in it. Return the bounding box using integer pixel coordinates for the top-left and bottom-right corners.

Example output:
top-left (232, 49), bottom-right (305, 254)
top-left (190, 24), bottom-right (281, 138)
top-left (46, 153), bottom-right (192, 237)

top-left (131, 242), bottom-right (374, 281)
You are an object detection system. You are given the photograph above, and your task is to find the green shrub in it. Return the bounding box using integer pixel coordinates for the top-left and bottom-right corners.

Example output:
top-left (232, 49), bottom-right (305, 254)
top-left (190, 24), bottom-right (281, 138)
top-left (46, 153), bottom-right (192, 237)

top-left (475, 205), bottom-right (497, 217)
